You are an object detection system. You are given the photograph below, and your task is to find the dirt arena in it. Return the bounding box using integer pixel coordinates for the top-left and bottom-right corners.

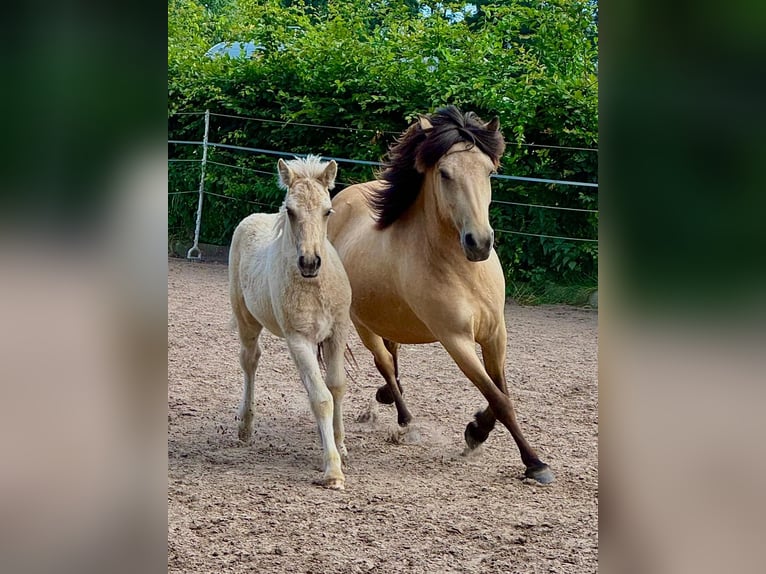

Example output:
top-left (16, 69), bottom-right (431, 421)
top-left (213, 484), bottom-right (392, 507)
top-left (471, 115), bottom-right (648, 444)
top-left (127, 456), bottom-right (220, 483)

top-left (168, 259), bottom-right (598, 573)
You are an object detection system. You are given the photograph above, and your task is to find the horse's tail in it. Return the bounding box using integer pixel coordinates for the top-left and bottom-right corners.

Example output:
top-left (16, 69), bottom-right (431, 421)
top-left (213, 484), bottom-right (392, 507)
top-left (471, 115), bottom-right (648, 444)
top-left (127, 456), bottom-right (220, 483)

top-left (317, 342), bottom-right (359, 383)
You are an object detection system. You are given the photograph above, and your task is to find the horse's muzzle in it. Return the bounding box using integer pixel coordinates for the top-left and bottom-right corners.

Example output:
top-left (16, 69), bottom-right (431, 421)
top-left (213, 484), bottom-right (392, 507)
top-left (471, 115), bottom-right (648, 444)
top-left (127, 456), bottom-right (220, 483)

top-left (462, 231), bottom-right (493, 262)
top-left (298, 255), bottom-right (321, 277)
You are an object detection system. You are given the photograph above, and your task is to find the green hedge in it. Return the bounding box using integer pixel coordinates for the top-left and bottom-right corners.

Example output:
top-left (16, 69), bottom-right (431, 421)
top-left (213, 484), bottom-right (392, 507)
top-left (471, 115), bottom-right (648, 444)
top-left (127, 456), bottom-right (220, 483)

top-left (169, 0), bottom-right (598, 297)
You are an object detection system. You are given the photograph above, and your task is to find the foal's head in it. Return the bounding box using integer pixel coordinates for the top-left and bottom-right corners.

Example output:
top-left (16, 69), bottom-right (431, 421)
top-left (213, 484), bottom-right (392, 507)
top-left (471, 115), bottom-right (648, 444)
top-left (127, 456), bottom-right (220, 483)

top-left (277, 155), bottom-right (338, 278)
top-left (371, 105), bottom-right (505, 262)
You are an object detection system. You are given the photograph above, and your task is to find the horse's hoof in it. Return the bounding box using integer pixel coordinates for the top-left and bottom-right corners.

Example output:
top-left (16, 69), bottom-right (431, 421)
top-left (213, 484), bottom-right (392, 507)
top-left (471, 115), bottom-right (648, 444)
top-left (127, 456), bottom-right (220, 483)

top-left (464, 420), bottom-right (490, 450)
top-left (375, 385), bottom-right (395, 404)
top-left (524, 464), bottom-right (555, 484)
top-left (313, 476), bottom-right (345, 490)
top-left (397, 413), bottom-right (412, 427)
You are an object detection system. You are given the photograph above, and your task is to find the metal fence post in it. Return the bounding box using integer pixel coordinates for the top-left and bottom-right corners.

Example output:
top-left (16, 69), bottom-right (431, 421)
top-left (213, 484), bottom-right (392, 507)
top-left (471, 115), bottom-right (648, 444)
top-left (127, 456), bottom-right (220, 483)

top-left (187, 109), bottom-right (210, 259)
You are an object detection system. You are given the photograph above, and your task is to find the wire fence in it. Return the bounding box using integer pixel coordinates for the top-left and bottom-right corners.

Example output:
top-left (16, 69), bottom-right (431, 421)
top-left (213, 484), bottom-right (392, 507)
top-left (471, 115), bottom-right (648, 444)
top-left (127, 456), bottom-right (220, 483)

top-left (169, 110), bottom-right (599, 152)
top-left (169, 110), bottom-right (598, 257)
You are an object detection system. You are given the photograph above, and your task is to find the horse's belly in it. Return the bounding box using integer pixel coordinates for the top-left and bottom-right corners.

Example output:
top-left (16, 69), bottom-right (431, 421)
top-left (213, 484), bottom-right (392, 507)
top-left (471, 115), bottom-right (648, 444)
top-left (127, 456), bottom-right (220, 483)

top-left (351, 292), bottom-right (437, 344)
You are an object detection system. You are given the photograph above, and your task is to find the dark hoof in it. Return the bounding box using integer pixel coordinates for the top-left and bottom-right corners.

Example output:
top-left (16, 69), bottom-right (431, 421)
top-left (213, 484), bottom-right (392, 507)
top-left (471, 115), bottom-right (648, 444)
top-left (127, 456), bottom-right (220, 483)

top-left (464, 420), bottom-right (490, 450)
top-left (397, 413), bottom-right (412, 427)
top-left (375, 384), bottom-right (395, 404)
top-left (524, 464), bottom-right (555, 484)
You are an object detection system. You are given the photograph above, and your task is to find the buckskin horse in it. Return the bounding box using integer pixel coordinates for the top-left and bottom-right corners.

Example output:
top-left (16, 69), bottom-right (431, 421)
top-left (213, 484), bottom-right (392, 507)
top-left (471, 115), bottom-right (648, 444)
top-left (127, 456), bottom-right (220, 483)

top-left (328, 106), bottom-right (553, 483)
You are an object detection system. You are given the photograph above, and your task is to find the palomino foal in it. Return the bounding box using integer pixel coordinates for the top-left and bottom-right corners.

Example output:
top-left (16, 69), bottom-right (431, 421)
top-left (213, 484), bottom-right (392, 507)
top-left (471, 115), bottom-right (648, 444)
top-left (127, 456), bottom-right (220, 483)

top-left (229, 156), bottom-right (352, 489)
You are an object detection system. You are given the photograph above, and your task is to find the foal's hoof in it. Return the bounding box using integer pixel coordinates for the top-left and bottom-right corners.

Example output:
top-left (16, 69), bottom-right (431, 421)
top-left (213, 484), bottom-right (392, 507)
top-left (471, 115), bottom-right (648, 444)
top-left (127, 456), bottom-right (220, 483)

top-left (524, 464), bottom-right (555, 484)
top-left (375, 384), bottom-right (395, 404)
top-left (313, 476), bottom-right (345, 490)
top-left (237, 425), bottom-right (252, 443)
top-left (464, 420), bottom-right (490, 450)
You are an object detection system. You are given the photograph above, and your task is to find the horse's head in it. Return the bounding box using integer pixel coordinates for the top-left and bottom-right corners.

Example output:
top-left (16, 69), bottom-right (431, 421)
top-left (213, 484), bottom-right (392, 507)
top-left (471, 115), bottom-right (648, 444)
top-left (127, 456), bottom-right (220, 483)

top-left (420, 114), bottom-right (502, 262)
top-left (277, 156), bottom-right (338, 278)
top-left (371, 105), bottom-right (505, 262)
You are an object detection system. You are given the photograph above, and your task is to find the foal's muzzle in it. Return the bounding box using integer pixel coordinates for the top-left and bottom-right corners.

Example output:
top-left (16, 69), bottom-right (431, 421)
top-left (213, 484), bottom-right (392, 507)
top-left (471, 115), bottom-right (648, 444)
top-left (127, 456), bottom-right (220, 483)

top-left (298, 254), bottom-right (321, 277)
top-left (461, 231), bottom-right (493, 262)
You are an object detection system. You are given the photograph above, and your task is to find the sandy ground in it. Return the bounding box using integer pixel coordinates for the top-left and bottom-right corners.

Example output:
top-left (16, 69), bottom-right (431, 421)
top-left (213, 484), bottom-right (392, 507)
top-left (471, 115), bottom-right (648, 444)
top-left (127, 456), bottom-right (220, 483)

top-left (168, 259), bottom-right (598, 573)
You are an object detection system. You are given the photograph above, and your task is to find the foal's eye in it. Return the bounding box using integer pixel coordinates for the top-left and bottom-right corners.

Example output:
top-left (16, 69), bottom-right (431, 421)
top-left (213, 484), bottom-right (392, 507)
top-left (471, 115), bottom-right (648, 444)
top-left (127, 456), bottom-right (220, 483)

top-left (439, 169), bottom-right (452, 180)
top-left (325, 208), bottom-right (335, 217)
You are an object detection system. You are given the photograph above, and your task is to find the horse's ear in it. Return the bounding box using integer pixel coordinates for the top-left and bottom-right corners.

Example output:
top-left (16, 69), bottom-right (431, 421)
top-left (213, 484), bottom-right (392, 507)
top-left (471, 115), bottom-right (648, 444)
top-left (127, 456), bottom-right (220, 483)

top-left (418, 115), bottom-right (433, 131)
top-left (321, 160), bottom-right (338, 190)
top-left (485, 116), bottom-right (500, 131)
top-left (277, 158), bottom-right (292, 189)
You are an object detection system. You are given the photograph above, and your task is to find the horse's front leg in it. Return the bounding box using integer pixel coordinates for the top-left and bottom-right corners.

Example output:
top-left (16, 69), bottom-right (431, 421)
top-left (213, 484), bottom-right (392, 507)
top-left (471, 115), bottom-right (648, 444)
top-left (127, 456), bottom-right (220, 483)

top-left (287, 336), bottom-right (345, 490)
top-left (235, 320), bottom-right (263, 442)
top-left (322, 329), bottom-right (349, 461)
top-left (464, 327), bottom-right (510, 450)
top-left (440, 334), bottom-right (554, 484)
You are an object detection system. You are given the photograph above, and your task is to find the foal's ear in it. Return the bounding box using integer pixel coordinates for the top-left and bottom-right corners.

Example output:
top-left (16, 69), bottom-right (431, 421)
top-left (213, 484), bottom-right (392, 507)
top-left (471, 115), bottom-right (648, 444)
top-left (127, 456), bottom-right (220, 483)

top-left (418, 115), bottom-right (433, 131)
top-left (485, 116), bottom-right (500, 131)
top-left (277, 158), bottom-right (293, 189)
top-left (320, 160), bottom-right (338, 190)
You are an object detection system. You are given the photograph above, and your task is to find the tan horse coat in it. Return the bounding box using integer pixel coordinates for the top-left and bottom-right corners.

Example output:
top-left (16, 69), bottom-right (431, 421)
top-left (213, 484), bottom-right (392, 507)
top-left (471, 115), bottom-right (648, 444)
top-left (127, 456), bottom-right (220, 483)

top-left (328, 108), bottom-right (553, 483)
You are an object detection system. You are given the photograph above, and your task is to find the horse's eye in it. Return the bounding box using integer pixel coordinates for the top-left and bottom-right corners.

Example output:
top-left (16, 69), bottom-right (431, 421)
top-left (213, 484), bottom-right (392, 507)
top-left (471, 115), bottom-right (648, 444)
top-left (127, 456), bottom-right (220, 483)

top-left (439, 169), bottom-right (451, 180)
top-left (325, 208), bottom-right (334, 217)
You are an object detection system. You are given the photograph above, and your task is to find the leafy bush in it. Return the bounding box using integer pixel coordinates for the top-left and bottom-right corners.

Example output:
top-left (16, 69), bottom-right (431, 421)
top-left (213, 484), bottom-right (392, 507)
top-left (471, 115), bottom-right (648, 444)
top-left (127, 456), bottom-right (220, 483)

top-left (168, 0), bottom-right (598, 300)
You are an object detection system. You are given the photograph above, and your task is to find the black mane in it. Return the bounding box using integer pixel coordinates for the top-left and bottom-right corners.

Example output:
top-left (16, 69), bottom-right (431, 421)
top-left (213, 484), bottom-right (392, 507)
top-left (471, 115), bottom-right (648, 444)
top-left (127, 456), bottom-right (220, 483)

top-left (369, 105), bottom-right (506, 229)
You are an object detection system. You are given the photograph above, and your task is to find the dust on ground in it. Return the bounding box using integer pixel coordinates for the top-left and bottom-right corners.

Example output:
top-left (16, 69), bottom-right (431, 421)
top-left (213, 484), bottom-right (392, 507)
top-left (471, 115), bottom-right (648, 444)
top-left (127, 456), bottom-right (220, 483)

top-left (168, 259), bottom-right (598, 573)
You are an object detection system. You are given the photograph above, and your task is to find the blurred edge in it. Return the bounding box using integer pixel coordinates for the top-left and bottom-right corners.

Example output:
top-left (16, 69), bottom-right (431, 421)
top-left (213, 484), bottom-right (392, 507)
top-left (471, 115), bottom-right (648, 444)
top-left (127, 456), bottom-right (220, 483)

top-left (602, 0), bottom-right (766, 573)
top-left (1, 1), bottom-right (766, 573)
top-left (0, 3), bottom-right (167, 574)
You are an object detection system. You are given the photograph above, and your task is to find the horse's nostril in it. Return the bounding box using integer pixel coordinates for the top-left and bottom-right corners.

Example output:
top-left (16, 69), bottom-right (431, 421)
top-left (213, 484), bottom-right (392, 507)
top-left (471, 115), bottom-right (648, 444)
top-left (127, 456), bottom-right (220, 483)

top-left (464, 233), bottom-right (477, 248)
top-left (299, 255), bottom-right (306, 267)
top-left (315, 255), bottom-right (321, 268)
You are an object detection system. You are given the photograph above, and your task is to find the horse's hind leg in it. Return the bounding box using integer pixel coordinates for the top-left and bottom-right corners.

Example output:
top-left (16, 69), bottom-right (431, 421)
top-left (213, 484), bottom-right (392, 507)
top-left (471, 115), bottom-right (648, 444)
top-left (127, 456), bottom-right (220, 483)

top-left (375, 339), bottom-right (404, 404)
top-left (322, 330), bottom-right (349, 460)
top-left (288, 336), bottom-right (345, 490)
top-left (354, 322), bottom-right (412, 426)
top-left (236, 319), bottom-right (263, 442)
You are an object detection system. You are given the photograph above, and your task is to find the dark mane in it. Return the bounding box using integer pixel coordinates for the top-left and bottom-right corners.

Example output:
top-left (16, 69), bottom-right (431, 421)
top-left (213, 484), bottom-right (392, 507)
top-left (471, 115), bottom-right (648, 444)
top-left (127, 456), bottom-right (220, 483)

top-left (368, 105), bottom-right (506, 229)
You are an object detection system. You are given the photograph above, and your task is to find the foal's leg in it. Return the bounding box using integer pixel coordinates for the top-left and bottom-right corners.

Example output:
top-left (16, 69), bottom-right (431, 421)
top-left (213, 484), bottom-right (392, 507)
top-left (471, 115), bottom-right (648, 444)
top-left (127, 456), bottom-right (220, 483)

top-left (375, 339), bottom-right (404, 404)
top-left (440, 334), bottom-right (554, 484)
top-left (322, 331), bottom-right (349, 460)
top-left (236, 320), bottom-right (263, 442)
top-left (354, 322), bottom-right (412, 427)
top-left (287, 336), bottom-right (344, 490)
